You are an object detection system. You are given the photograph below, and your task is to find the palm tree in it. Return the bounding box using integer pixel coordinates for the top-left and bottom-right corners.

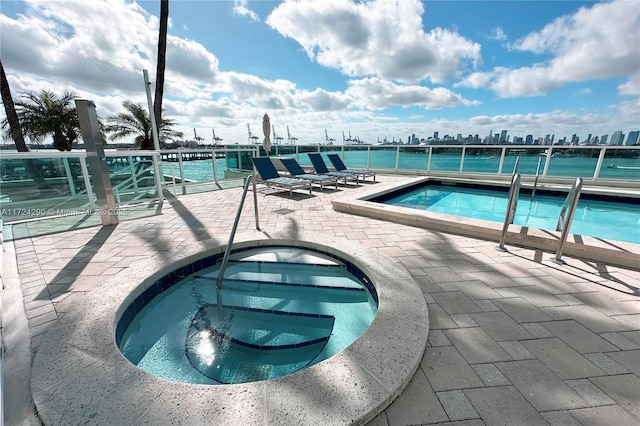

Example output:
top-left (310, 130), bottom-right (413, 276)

top-left (1, 60), bottom-right (51, 190)
top-left (3, 89), bottom-right (80, 151)
top-left (105, 100), bottom-right (183, 148)
top-left (153, 0), bottom-right (169, 146)
top-left (0, 59), bottom-right (29, 152)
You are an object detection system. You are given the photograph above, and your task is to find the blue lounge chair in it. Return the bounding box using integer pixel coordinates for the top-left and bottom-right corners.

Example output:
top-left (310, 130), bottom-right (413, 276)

top-left (251, 157), bottom-right (312, 196)
top-left (279, 158), bottom-right (339, 190)
top-left (327, 154), bottom-right (375, 182)
top-left (307, 153), bottom-right (359, 186)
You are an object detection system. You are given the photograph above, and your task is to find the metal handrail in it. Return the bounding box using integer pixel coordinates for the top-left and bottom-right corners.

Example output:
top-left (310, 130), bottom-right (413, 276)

top-left (216, 175), bottom-right (260, 290)
top-left (553, 177), bottom-right (583, 264)
top-left (497, 173), bottom-right (521, 251)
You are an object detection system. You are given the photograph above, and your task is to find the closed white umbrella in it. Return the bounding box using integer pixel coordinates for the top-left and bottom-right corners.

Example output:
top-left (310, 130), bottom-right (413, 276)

top-left (262, 113), bottom-right (271, 154)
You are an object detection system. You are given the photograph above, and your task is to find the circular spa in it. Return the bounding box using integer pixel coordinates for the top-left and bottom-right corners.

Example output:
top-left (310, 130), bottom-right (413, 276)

top-left (116, 245), bottom-right (378, 385)
top-left (31, 237), bottom-right (429, 425)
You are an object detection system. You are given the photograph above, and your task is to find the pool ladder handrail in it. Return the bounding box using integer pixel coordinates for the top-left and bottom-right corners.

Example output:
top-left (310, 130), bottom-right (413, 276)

top-left (216, 175), bottom-right (260, 290)
top-left (552, 177), bottom-right (583, 264)
top-left (496, 173), bottom-right (521, 251)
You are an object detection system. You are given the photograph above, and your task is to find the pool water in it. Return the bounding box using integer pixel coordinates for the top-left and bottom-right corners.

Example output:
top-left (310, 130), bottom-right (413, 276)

top-left (382, 184), bottom-right (640, 244)
top-left (118, 247), bottom-right (377, 385)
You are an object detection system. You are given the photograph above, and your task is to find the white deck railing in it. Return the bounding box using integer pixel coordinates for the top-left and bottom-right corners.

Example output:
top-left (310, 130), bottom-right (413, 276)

top-left (1, 144), bottom-right (637, 222)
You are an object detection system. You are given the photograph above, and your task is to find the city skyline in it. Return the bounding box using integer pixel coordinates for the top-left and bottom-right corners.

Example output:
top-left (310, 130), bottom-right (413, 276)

top-left (404, 128), bottom-right (640, 146)
top-left (1, 0), bottom-right (639, 146)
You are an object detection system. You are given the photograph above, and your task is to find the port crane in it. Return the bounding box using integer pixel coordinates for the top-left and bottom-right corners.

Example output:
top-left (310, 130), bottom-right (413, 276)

top-left (287, 126), bottom-right (298, 145)
top-left (247, 123), bottom-right (259, 144)
top-left (193, 128), bottom-right (204, 144)
top-left (272, 125), bottom-right (284, 145)
top-left (343, 131), bottom-right (354, 144)
top-left (325, 129), bottom-right (335, 145)
top-left (212, 129), bottom-right (223, 145)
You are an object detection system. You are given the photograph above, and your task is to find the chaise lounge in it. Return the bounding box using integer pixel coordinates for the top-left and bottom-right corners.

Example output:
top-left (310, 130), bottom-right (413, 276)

top-left (279, 158), bottom-right (339, 191)
top-left (327, 153), bottom-right (376, 182)
top-left (252, 157), bottom-right (312, 196)
top-left (308, 153), bottom-right (360, 186)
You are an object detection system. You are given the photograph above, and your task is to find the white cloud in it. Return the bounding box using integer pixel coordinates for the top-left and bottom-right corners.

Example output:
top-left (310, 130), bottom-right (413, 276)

top-left (618, 75), bottom-right (640, 96)
top-left (1, 0), bottom-right (635, 145)
top-left (233, 0), bottom-right (259, 22)
top-left (490, 27), bottom-right (507, 41)
top-left (458, 0), bottom-right (640, 98)
top-left (266, 0), bottom-right (480, 84)
top-left (1, 0), bottom-right (168, 94)
top-left (346, 77), bottom-right (479, 110)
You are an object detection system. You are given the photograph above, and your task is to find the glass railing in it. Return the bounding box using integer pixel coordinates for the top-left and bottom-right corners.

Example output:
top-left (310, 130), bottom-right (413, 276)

top-left (1, 144), bottom-right (637, 222)
top-left (265, 144), bottom-right (639, 181)
top-left (0, 148), bottom-right (257, 222)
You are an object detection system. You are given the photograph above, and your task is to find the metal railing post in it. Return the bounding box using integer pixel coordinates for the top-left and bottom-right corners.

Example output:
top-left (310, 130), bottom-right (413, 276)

top-left (62, 158), bottom-right (76, 196)
top-left (542, 147), bottom-right (552, 177)
top-left (512, 156), bottom-right (520, 174)
top-left (593, 147), bottom-right (606, 181)
top-left (394, 146), bottom-right (400, 170)
top-left (127, 156), bottom-right (138, 191)
top-left (531, 157), bottom-right (542, 200)
top-left (212, 151), bottom-right (219, 187)
top-left (151, 154), bottom-right (164, 209)
top-left (497, 147), bottom-right (506, 175)
top-left (79, 155), bottom-right (96, 210)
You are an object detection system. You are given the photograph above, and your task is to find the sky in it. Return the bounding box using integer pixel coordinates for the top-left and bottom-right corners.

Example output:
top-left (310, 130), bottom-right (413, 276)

top-left (1, 0), bottom-right (639, 146)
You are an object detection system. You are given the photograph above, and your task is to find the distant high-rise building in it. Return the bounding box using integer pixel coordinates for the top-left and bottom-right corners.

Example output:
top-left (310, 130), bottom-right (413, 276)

top-left (600, 134), bottom-right (608, 145)
top-left (544, 134), bottom-right (551, 145)
top-left (610, 131), bottom-right (624, 146)
top-left (626, 130), bottom-right (639, 145)
top-left (525, 135), bottom-right (533, 145)
top-left (587, 133), bottom-right (592, 144)
top-left (433, 131), bottom-right (439, 140)
top-left (571, 134), bottom-right (579, 144)
top-left (500, 130), bottom-right (508, 143)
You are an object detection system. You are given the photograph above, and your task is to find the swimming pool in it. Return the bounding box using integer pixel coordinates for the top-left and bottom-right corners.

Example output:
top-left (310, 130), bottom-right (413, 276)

top-left (332, 177), bottom-right (640, 269)
top-left (117, 246), bottom-right (377, 384)
top-left (376, 181), bottom-right (640, 244)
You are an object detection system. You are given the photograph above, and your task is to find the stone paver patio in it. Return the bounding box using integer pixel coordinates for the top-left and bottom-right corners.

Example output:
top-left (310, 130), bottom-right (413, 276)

top-left (2, 174), bottom-right (639, 425)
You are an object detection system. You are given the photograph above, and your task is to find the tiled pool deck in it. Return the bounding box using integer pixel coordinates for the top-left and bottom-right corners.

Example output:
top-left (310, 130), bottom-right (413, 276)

top-left (3, 174), bottom-right (639, 425)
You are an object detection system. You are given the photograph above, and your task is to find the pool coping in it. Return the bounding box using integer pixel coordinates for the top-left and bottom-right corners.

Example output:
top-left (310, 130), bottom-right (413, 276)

top-left (333, 176), bottom-right (640, 270)
top-left (30, 232), bottom-right (429, 425)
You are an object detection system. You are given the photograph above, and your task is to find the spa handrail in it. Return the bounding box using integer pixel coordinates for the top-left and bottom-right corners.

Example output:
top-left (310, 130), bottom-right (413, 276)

top-left (553, 177), bottom-right (583, 264)
top-left (216, 175), bottom-right (260, 289)
top-left (497, 173), bottom-right (521, 251)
